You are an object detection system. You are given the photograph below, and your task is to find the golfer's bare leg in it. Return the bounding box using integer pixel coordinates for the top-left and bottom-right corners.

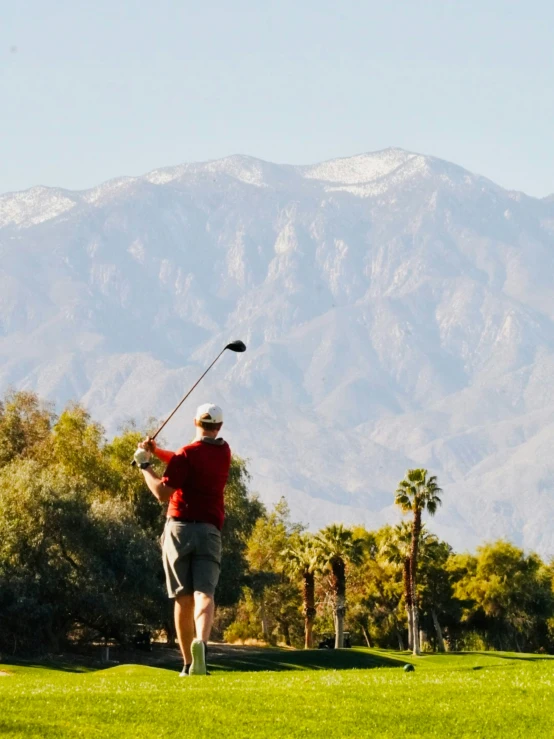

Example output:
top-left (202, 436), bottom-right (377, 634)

top-left (174, 594), bottom-right (195, 664)
top-left (194, 592), bottom-right (215, 642)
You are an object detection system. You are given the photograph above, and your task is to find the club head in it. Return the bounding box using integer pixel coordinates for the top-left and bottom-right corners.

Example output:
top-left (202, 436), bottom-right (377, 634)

top-left (225, 340), bottom-right (247, 353)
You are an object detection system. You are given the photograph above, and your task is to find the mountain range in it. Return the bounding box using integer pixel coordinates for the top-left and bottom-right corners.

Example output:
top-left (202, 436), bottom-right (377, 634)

top-left (2, 147), bottom-right (554, 554)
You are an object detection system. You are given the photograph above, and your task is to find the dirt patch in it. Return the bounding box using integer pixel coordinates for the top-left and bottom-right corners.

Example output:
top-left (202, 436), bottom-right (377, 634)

top-left (0, 670), bottom-right (11, 676)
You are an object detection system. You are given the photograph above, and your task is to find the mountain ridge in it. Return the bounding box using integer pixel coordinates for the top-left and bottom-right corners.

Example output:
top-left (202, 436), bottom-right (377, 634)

top-left (0, 147), bottom-right (515, 228)
top-left (1, 148), bottom-right (554, 554)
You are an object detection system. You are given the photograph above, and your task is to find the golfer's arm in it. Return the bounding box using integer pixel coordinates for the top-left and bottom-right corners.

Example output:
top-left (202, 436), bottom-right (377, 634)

top-left (141, 467), bottom-right (175, 503)
top-left (154, 447), bottom-right (175, 464)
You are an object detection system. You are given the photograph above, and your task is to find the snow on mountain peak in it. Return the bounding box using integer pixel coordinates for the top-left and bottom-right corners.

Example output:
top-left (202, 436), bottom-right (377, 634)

top-left (301, 148), bottom-right (417, 185)
top-left (0, 186), bottom-right (78, 228)
top-left (143, 155), bottom-right (279, 189)
top-left (203, 156), bottom-right (271, 187)
top-left (84, 177), bottom-right (140, 205)
top-left (0, 148), bottom-right (496, 231)
top-left (141, 149), bottom-right (432, 194)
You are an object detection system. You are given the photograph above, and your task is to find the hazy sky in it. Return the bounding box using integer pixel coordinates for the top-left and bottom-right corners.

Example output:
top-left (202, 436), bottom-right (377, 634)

top-left (2, 0), bottom-right (553, 196)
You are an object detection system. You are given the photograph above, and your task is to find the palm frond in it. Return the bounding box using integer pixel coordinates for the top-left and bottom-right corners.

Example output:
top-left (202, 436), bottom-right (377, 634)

top-left (395, 468), bottom-right (444, 518)
top-left (315, 523), bottom-right (364, 566)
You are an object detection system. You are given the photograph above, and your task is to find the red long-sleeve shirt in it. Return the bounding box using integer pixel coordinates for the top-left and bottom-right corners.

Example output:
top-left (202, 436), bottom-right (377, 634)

top-left (155, 440), bottom-right (231, 530)
top-left (154, 447), bottom-right (175, 465)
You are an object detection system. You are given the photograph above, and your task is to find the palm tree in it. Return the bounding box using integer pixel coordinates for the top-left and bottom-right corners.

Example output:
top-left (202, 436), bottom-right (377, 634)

top-left (315, 524), bottom-right (363, 649)
top-left (282, 536), bottom-right (320, 648)
top-left (382, 523), bottom-right (436, 651)
top-left (381, 522), bottom-right (414, 650)
top-left (418, 536), bottom-right (450, 653)
top-left (395, 469), bottom-right (442, 656)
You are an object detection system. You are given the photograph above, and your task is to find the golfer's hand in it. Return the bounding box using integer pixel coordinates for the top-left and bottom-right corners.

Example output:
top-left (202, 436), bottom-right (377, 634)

top-left (139, 436), bottom-right (157, 453)
top-left (133, 447), bottom-right (152, 468)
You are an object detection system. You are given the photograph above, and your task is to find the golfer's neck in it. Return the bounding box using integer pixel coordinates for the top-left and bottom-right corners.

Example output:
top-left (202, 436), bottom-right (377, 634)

top-left (195, 429), bottom-right (218, 441)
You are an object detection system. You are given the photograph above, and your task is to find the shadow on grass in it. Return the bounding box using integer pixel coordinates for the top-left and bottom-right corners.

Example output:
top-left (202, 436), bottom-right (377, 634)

top-left (423, 651), bottom-right (554, 664)
top-left (2, 646), bottom-right (408, 675)
top-left (205, 646), bottom-right (407, 673)
top-left (5, 646), bottom-right (554, 676)
top-left (0, 658), bottom-right (97, 674)
top-left (471, 651), bottom-right (554, 663)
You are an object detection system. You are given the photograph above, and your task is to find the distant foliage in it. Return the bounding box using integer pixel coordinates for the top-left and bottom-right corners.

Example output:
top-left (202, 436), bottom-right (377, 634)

top-left (217, 456), bottom-right (266, 607)
top-left (226, 493), bottom-right (554, 655)
top-left (2, 390), bottom-right (554, 655)
top-left (0, 390), bottom-right (263, 653)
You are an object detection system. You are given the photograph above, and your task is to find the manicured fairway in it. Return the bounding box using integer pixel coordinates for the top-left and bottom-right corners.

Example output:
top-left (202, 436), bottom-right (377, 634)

top-left (1, 649), bottom-right (554, 738)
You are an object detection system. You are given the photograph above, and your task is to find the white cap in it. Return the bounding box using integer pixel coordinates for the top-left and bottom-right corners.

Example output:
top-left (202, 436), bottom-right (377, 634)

top-left (195, 403), bottom-right (223, 424)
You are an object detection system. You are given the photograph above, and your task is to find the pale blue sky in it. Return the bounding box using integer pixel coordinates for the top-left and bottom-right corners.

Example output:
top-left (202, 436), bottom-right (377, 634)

top-left (2, 0), bottom-right (553, 196)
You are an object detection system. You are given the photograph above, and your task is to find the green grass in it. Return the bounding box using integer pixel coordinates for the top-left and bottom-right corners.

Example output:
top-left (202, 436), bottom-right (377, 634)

top-left (2, 648), bottom-right (554, 738)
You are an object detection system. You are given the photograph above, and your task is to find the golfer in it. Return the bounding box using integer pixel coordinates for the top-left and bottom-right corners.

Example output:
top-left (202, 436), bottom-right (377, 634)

top-left (135, 403), bottom-right (231, 676)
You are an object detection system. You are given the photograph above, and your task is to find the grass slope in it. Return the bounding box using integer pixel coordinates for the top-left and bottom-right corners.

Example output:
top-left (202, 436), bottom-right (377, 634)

top-left (2, 648), bottom-right (554, 738)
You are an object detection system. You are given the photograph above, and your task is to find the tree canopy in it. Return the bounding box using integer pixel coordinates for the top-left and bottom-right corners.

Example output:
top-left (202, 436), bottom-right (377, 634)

top-left (2, 390), bottom-right (554, 656)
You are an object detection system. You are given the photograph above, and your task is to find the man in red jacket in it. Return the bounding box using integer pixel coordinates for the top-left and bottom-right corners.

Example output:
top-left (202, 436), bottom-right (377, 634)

top-left (136, 403), bottom-right (231, 676)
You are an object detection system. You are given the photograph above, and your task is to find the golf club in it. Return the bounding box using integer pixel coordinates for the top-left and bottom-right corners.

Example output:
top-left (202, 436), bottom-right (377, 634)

top-left (131, 340), bottom-right (246, 465)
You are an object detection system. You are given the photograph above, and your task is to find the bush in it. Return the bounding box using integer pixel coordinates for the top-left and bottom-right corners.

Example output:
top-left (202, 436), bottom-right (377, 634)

top-left (223, 621), bottom-right (264, 644)
top-left (0, 391), bottom-right (263, 654)
top-left (0, 460), bottom-right (165, 652)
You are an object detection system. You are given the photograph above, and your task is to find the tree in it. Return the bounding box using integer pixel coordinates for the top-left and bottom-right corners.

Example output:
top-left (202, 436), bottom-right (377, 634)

top-left (52, 404), bottom-right (118, 490)
top-left (418, 537), bottom-right (453, 652)
top-left (105, 425), bottom-right (166, 536)
top-left (395, 468), bottom-right (442, 655)
top-left (0, 390), bottom-right (55, 467)
top-left (381, 522), bottom-right (415, 650)
top-left (282, 535), bottom-right (320, 648)
top-left (351, 559), bottom-right (406, 650)
top-left (245, 498), bottom-right (303, 644)
top-left (381, 523), bottom-right (451, 652)
top-left (217, 456), bottom-right (265, 607)
top-left (448, 540), bottom-right (554, 652)
top-left (315, 524), bottom-right (363, 648)
top-left (0, 460), bottom-right (164, 652)
top-left (347, 526), bottom-right (405, 650)
top-left (0, 388), bottom-right (267, 653)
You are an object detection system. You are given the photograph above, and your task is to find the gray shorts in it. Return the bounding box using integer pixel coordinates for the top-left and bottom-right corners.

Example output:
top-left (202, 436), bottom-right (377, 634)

top-left (161, 520), bottom-right (222, 599)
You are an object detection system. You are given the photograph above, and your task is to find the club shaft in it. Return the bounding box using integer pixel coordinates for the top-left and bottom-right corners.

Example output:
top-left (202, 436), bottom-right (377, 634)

top-left (151, 347), bottom-right (227, 440)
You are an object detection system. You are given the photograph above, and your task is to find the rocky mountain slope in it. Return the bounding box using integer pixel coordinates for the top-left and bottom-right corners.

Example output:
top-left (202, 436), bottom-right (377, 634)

top-left (2, 148), bottom-right (554, 553)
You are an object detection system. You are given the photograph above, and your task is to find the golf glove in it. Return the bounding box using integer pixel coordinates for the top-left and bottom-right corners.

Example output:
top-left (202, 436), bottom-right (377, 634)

top-left (133, 447), bottom-right (152, 469)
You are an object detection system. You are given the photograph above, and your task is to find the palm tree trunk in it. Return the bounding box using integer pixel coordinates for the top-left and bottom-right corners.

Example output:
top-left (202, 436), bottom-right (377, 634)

top-left (331, 557), bottom-right (346, 648)
top-left (260, 595), bottom-right (269, 642)
top-left (303, 572), bottom-right (316, 649)
top-left (335, 605), bottom-right (345, 649)
top-left (305, 616), bottom-right (315, 650)
top-left (404, 606), bottom-right (412, 650)
top-left (411, 606), bottom-right (420, 655)
top-left (282, 621), bottom-right (291, 647)
top-left (410, 509), bottom-right (422, 656)
top-left (395, 627), bottom-right (405, 651)
top-left (431, 609), bottom-right (445, 653)
top-left (403, 558), bottom-right (413, 649)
